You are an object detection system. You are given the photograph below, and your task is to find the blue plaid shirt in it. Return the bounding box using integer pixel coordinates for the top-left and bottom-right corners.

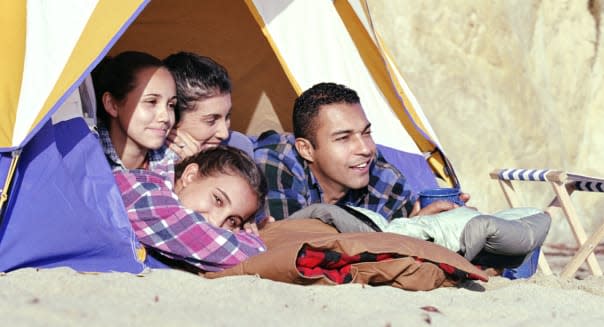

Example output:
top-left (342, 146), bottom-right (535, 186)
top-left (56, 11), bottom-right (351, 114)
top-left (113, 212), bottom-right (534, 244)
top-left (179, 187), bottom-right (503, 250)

top-left (253, 131), bottom-right (414, 221)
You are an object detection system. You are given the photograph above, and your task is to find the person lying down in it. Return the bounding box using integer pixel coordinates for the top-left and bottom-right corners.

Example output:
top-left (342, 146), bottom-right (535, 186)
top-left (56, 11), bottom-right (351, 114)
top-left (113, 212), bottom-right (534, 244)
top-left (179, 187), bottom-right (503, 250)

top-left (113, 145), bottom-right (268, 272)
top-left (288, 203), bottom-right (551, 272)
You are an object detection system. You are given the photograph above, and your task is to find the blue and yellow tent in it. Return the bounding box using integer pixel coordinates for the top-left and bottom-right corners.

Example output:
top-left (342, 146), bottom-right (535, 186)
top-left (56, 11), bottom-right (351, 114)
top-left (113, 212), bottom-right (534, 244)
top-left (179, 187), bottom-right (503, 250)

top-left (0, 0), bottom-right (457, 272)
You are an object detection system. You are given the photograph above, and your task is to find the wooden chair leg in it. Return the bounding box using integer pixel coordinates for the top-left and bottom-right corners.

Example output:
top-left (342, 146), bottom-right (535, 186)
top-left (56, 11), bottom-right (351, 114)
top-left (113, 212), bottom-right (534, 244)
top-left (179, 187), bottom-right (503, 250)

top-left (550, 182), bottom-right (603, 277)
top-left (497, 179), bottom-right (521, 208)
top-left (561, 221), bottom-right (604, 278)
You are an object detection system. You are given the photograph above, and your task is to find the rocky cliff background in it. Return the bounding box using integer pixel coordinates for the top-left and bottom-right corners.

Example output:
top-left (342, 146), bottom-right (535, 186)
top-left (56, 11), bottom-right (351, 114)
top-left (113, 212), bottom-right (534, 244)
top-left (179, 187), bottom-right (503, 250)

top-left (369, 0), bottom-right (604, 243)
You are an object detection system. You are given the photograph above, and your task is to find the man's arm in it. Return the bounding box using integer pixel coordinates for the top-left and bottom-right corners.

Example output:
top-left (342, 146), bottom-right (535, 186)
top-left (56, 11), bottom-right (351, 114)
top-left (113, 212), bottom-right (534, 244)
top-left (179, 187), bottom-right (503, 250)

top-left (115, 171), bottom-right (266, 272)
top-left (254, 134), bottom-right (310, 220)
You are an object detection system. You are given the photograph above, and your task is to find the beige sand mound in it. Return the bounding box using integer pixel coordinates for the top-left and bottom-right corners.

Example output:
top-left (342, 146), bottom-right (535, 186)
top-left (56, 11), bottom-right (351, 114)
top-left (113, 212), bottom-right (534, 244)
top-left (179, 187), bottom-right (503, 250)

top-left (1, 267), bottom-right (603, 327)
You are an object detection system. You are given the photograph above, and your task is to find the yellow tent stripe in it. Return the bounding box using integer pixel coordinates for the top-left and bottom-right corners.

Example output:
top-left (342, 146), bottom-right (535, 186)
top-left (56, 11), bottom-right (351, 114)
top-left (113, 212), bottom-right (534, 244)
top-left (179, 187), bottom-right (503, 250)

top-left (373, 33), bottom-right (455, 186)
top-left (244, 0), bottom-right (302, 95)
top-left (0, 1), bottom-right (26, 148)
top-left (334, 0), bottom-right (454, 185)
top-left (31, 0), bottom-right (147, 138)
top-left (354, 0), bottom-right (433, 135)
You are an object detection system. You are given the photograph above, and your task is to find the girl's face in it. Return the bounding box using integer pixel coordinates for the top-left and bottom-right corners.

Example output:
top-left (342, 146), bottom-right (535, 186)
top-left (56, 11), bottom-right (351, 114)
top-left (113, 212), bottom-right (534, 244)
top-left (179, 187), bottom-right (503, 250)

top-left (177, 165), bottom-right (258, 231)
top-left (176, 92), bottom-right (231, 151)
top-left (109, 66), bottom-right (177, 151)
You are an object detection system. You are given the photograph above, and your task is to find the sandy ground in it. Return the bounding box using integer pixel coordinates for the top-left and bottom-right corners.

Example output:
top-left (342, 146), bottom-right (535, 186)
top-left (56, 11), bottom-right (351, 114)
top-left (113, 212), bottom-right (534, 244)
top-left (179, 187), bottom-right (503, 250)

top-left (1, 251), bottom-right (603, 327)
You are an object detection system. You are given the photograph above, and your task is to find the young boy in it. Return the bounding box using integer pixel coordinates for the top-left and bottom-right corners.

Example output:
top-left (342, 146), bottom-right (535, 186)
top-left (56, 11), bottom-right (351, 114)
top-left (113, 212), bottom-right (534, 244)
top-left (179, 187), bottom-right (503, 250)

top-left (114, 146), bottom-right (267, 272)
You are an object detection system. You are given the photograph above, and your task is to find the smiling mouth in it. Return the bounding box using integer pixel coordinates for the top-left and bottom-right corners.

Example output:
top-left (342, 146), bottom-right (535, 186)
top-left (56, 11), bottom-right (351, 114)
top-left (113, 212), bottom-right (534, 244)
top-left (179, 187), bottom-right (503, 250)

top-left (148, 127), bottom-right (169, 135)
top-left (351, 160), bottom-right (371, 169)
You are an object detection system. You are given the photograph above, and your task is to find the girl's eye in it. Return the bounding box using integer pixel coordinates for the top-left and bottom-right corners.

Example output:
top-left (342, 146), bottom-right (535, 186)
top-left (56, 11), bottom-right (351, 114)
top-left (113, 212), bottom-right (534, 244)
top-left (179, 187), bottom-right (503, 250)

top-left (225, 217), bottom-right (242, 229)
top-left (204, 119), bottom-right (217, 126)
top-left (213, 194), bottom-right (223, 207)
top-left (225, 217), bottom-right (236, 227)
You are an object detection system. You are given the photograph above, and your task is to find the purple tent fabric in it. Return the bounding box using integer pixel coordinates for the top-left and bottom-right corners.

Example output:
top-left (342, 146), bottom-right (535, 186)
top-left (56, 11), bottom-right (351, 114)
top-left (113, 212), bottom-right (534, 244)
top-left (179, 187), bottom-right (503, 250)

top-left (376, 144), bottom-right (438, 196)
top-left (0, 118), bottom-right (146, 273)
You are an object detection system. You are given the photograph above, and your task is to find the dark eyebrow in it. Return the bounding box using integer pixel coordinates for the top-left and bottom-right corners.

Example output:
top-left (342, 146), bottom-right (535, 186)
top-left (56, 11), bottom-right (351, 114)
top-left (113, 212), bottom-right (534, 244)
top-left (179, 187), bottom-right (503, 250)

top-left (331, 122), bottom-right (372, 137)
top-left (142, 93), bottom-right (178, 102)
top-left (202, 114), bottom-right (222, 119)
top-left (216, 188), bottom-right (232, 205)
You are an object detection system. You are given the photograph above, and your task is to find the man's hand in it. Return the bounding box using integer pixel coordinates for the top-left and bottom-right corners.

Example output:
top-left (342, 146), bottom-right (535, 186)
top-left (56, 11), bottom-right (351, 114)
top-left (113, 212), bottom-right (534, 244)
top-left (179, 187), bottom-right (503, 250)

top-left (410, 199), bottom-right (459, 217)
top-left (410, 191), bottom-right (473, 217)
top-left (460, 192), bottom-right (471, 204)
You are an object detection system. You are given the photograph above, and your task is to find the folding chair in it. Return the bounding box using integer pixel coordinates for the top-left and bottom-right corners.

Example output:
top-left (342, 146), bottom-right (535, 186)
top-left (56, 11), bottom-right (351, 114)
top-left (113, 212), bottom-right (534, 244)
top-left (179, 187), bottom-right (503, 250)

top-left (490, 168), bottom-right (604, 278)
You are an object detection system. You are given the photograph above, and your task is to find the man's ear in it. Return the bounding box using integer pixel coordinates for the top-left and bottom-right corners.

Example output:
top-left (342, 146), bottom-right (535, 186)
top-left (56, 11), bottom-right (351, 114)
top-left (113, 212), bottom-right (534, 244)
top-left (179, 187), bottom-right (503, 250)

top-left (102, 92), bottom-right (119, 118)
top-left (294, 138), bottom-right (314, 163)
top-left (181, 163), bottom-right (200, 187)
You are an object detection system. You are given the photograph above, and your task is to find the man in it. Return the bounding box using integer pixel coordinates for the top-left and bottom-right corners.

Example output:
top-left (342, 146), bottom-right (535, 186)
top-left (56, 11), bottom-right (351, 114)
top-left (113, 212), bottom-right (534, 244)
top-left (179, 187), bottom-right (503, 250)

top-left (255, 82), bottom-right (462, 221)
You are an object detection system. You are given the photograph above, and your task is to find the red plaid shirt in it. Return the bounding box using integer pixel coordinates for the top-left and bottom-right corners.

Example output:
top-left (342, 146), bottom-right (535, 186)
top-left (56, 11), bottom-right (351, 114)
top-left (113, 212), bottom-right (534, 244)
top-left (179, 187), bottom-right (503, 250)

top-left (114, 169), bottom-right (266, 272)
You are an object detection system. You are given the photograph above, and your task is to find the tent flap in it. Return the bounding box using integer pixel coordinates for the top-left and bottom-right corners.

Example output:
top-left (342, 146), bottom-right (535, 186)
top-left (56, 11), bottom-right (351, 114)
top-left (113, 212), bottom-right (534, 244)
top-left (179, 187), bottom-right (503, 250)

top-left (0, 118), bottom-right (145, 273)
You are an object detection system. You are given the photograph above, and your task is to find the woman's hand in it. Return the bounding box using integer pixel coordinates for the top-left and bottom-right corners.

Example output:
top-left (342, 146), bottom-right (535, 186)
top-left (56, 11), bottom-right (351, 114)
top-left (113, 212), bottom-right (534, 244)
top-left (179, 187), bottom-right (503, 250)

top-left (166, 128), bottom-right (200, 159)
top-left (243, 216), bottom-right (276, 236)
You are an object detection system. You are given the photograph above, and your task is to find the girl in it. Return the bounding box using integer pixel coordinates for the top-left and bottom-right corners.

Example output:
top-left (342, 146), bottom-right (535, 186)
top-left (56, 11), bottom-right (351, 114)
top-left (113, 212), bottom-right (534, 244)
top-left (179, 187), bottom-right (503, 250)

top-left (114, 145), bottom-right (267, 272)
top-left (92, 51), bottom-right (177, 170)
top-left (162, 52), bottom-right (236, 160)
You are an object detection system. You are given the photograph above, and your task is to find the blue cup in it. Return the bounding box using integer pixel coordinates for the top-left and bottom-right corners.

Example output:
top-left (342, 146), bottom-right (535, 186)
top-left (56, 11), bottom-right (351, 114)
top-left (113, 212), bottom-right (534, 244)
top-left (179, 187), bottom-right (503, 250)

top-left (418, 187), bottom-right (464, 208)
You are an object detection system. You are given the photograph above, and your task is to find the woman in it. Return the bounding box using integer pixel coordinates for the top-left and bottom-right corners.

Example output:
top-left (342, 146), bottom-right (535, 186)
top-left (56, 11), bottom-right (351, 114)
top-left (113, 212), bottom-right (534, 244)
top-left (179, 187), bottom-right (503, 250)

top-left (92, 51), bottom-right (177, 170)
top-left (162, 52), bottom-right (238, 160)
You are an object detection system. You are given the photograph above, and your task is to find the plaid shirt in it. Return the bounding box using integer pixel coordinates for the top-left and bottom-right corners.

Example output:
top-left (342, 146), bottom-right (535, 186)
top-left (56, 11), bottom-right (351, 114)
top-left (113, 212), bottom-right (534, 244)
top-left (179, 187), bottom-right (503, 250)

top-left (114, 169), bottom-right (266, 272)
top-left (254, 131), bottom-right (413, 221)
top-left (97, 123), bottom-right (168, 172)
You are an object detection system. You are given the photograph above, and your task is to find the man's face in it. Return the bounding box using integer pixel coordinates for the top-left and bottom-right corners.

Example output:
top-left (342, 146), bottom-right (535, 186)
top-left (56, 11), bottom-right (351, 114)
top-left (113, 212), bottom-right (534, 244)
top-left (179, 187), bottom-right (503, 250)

top-left (302, 102), bottom-right (376, 200)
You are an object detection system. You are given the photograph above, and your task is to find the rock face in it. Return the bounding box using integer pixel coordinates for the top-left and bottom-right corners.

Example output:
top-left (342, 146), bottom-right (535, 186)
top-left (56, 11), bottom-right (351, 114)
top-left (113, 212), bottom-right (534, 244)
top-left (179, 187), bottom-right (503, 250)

top-left (369, 0), bottom-right (604, 243)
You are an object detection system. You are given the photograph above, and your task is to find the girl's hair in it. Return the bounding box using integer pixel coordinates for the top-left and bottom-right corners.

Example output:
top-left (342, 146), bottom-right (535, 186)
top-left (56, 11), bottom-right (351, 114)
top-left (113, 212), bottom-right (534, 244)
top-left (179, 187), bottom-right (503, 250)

top-left (163, 52), bottom-right (231, 122)
top-left (91, 51), bottom-right (164, 125)
top-left (175, 145), bottom-right (267, 212)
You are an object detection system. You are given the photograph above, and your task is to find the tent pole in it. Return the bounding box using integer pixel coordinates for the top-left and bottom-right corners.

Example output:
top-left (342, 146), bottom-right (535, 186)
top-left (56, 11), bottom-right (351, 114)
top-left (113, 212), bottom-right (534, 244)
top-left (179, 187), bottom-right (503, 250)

top-left (0, 150), bottom-right (21, 215)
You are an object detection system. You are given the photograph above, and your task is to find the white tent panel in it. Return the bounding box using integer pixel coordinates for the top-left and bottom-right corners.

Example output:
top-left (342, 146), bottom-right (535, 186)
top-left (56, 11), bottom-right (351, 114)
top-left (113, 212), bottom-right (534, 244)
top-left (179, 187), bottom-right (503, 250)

top-left (253, 0), bottom-right (420, 154)
top-left (13, 0), bottom-right (98, 146)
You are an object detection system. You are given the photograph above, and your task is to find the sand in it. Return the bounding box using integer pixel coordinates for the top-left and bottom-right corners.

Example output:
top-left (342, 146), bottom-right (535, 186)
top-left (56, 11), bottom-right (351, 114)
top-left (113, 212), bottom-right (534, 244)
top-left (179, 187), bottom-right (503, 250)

top-left (2, 253), bottom-right (604, 327)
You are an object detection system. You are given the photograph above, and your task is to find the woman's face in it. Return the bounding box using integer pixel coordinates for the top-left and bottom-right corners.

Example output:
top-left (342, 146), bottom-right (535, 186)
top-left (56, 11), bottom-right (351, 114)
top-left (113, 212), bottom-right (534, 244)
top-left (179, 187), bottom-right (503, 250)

top-left (177, 166), bottom-right (258, 231)
top-left (176, 92), bottom-right (232, 151)
top-left (112, 66), bottom-right (177, 151)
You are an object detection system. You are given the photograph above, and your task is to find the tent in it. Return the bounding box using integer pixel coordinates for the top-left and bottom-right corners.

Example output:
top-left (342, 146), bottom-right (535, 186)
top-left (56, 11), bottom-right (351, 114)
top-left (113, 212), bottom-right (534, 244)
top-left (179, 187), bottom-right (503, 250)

top-left (0, 0), bottom-right (457, 273)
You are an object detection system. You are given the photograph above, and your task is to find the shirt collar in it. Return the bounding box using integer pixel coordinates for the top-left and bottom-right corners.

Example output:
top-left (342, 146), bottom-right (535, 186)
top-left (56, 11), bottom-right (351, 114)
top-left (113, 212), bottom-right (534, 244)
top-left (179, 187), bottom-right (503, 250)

top-left (299, 151), bottom-right (369, 205)
top-left (97, 122), bottom-right (168, 171)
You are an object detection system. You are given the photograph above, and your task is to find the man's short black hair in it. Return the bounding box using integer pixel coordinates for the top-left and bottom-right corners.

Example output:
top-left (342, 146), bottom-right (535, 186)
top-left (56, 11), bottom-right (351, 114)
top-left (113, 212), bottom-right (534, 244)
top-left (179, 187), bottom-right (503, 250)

top-left (292, 82), bottom-right (360, 146)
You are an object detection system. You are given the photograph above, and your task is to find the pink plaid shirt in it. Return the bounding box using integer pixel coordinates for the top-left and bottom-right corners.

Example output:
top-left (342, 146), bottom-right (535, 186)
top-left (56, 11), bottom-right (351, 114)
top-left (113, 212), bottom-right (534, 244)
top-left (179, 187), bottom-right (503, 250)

top-left (114, 169), bottom-right (266, 272)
